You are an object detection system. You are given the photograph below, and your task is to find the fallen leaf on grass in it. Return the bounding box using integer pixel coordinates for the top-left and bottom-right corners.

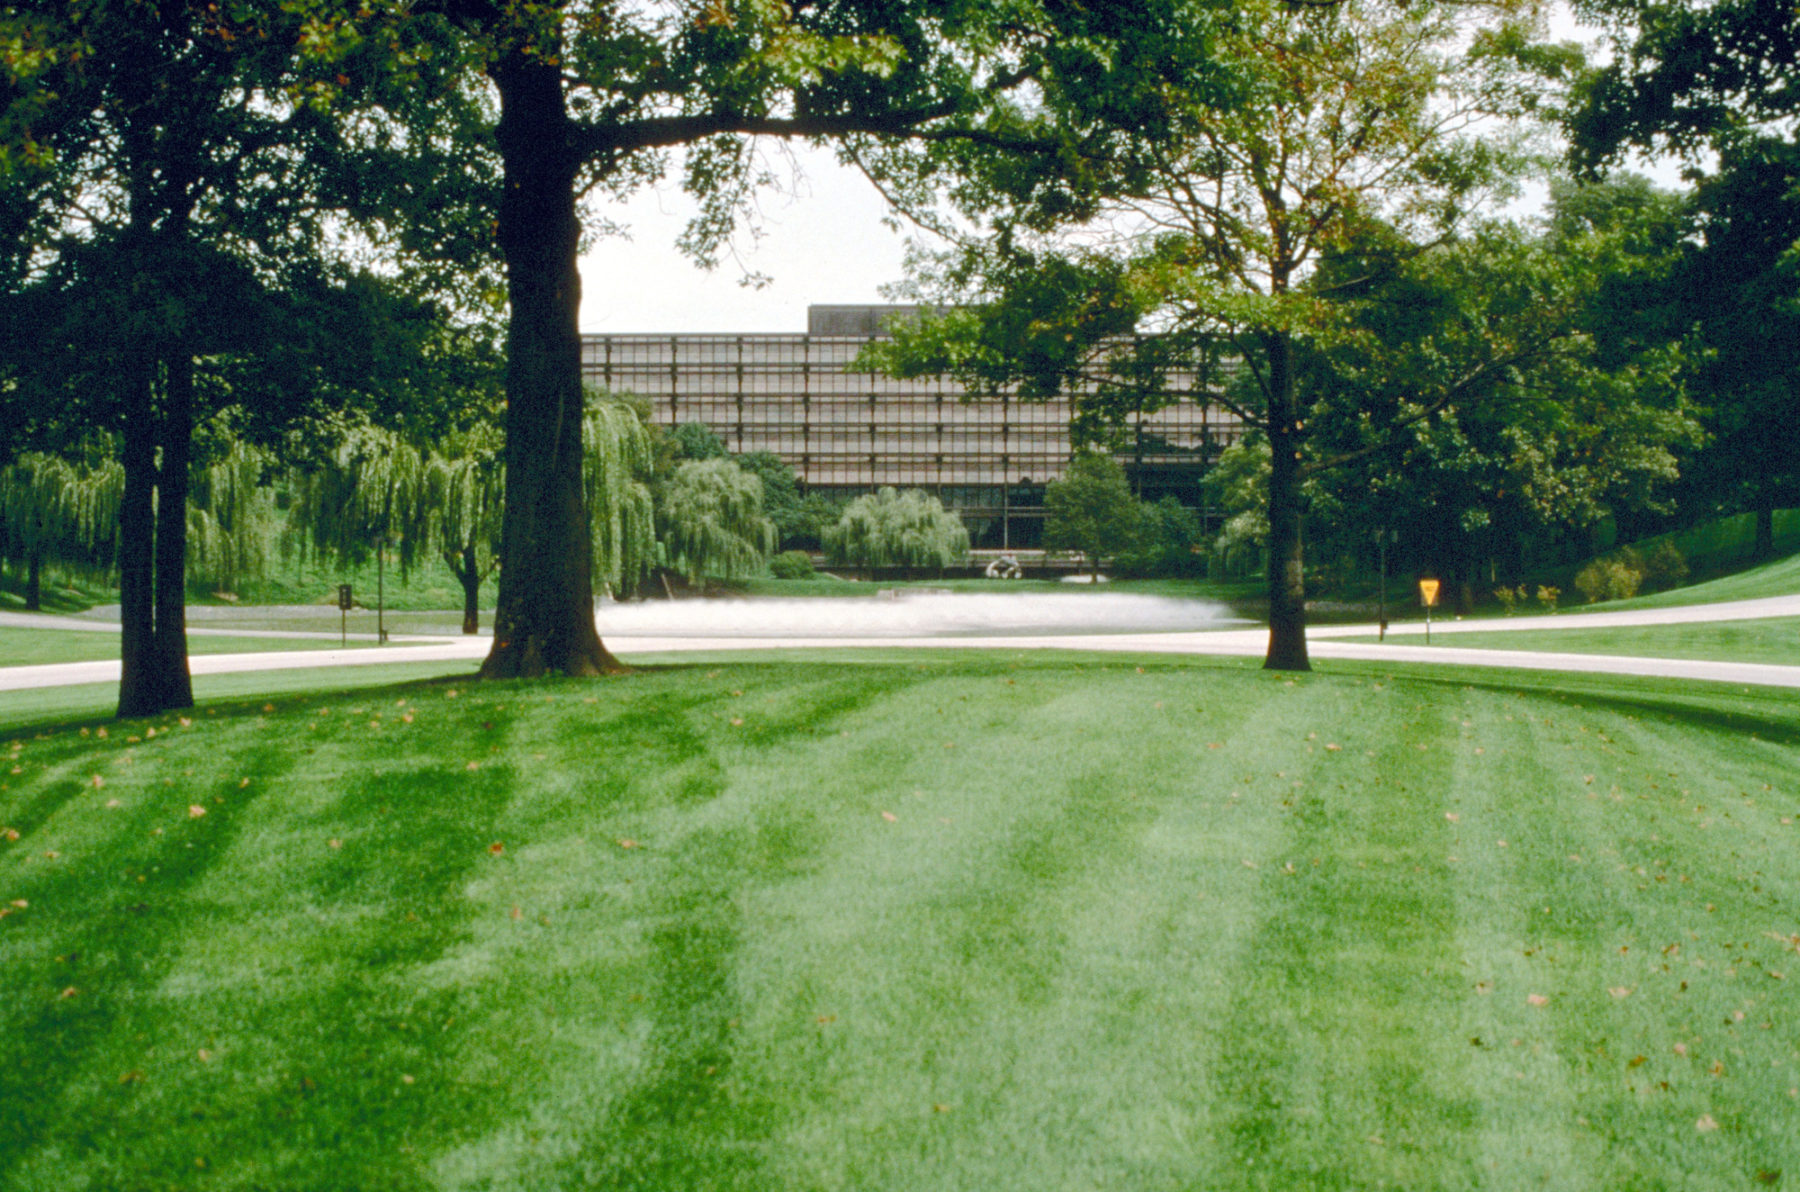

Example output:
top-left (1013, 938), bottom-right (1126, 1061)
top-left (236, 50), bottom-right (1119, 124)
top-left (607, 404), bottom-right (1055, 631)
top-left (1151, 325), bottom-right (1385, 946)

top-left (730, 717), bottom-right (744, 727)
top-left (1527, 993), bottom-right (1549, 1007)
top-left (197, 1049), bottom-right (211, 1062)
top-left (328, 839), bottom-right (342, 850)
top-left (881, 811), bottom-right (897, 823)
top-left (1674, 1042), bottom-right (1688, 1056)
top-left (1444, 812), bottom-right (1459, 822)
top-left (91, 775), bottom-right (104, 788)
top-left (487, 842), bottom-right (504, 855)
top-left (510, 905), bottom-right (521, 921)
top-left (60, 987), bottom-right (77, 999)
top-left (465, 761), bottom-right (481, 771)
top-left (118, 1070), bottom-right (143, 1085)
top-left (616, 838), bottom-right (638, 850)
top-left (1695, 1113), bottom-right (1719, 1132)
top-left (187, 805), bottom-right (206, 818)
top-left (1628, 1055), bottom-right (1648, 1069)
top-left (1608, 987), bottom-right (1633, 999)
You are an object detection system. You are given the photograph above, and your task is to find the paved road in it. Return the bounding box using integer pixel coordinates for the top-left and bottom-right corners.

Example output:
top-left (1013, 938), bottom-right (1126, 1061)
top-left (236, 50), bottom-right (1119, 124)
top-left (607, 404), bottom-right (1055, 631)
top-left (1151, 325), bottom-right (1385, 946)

top-left (3, 596), bottom-right (1798, 693)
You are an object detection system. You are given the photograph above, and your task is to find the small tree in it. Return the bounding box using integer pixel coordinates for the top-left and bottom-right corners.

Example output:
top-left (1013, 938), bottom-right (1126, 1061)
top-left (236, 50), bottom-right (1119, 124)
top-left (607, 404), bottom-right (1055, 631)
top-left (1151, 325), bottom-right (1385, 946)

top-left (1043, 454), bottom-right (1142, 581)
top-left (656, 458), bottom-right (775, 589)
top-left (823, 488), bottom-right (969, 576)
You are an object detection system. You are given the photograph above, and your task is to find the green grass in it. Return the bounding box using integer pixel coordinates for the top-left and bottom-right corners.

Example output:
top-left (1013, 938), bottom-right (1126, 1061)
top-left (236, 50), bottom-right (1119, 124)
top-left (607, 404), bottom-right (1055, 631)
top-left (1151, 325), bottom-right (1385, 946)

top-left (4, 653), bottom-right (1800, 1190)
top-left (1356, 617), bottom-right (1800, 666)
top-left (0, 627), bottom-right (429, 668)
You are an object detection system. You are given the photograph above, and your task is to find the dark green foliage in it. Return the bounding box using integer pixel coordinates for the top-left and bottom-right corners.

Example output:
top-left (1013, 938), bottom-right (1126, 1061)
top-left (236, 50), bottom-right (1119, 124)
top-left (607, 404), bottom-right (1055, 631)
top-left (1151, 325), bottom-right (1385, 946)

top-left (670, 422), bottom-right (729, 462)
top-left (1117, 497), bottom-right (1205, 578)
top-left (734, 451), bottom-right (819, 550)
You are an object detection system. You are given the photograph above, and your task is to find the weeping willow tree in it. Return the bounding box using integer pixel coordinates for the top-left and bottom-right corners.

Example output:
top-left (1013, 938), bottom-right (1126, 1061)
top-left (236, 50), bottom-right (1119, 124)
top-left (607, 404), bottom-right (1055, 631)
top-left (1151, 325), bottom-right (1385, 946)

top-left (0, 450), bottom-right (123, 609)
top-left (656, 458), bottom-right (775, 590)
top-left (185, 440), bottom-right (282, 598)
top-left (288, 422), bottom-right (434, 584)
top-left (583, 397), bottom-right (657, 603)
top-left (423, 427), bottom-right (504, 634)
top-left (823, 487), bottom-right (970, 577)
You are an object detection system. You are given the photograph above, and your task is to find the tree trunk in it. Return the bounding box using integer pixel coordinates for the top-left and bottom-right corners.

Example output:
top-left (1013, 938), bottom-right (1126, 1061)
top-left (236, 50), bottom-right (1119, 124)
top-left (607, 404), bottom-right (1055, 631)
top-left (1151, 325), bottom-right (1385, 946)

top-left (480, 44), bottom-right (622, 679)
top-left (117, 354), bottom-right (158, 718)
top-left (1262, 333), bottom-right (1310, 671)
top-left (150, 353), bottom-right (195, 711)
top-left (1753, 501), bottom-right (1775, 561)
top-left (118, 354), bottom-right (195, 718)
top-left (447, 546), bottom-right (482, 634)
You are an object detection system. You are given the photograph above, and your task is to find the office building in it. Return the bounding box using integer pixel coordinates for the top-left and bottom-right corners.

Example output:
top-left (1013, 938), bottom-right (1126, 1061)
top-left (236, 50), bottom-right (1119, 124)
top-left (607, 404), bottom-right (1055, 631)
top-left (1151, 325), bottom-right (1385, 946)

top-left (581, 305), bottom-right (1243, 548)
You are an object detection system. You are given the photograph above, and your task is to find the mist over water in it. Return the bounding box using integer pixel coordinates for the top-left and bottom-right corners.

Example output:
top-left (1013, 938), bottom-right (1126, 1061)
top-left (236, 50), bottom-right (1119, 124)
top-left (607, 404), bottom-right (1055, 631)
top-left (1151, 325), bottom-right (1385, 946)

top-left (595, 591), bottom-right (1244, 638)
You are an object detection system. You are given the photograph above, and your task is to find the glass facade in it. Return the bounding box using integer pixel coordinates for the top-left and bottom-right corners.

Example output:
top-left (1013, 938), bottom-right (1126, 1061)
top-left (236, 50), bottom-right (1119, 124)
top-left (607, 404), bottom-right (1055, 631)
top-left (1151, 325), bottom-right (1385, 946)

top-left (581, 308), bottom-right (1244, 548)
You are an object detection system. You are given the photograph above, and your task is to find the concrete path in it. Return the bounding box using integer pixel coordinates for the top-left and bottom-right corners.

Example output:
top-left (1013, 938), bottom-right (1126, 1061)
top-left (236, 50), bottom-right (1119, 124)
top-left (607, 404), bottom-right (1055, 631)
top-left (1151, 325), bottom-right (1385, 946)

top-left (3, 596), bottom-right (1798, 693)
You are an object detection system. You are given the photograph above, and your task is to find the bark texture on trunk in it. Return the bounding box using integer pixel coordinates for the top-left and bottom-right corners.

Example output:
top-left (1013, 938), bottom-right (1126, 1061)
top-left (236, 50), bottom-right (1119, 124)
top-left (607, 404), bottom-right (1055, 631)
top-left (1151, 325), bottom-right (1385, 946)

top-left (151, 354), bottom-right (194, 710)
top-left (24, 552), bottom-right (41, 611)
top-left (117, 355), bottom-right (158, 717)
top-left (1261, 333), bottom-right (1311, 672)
top-left (480, 46), bottom-right (622, 679)
top-left (117, 354), bottom-right (196, 718)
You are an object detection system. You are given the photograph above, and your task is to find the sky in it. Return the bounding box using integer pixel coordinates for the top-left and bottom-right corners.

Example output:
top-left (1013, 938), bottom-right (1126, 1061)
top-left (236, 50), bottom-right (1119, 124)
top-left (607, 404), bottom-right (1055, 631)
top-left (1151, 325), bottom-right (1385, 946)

top-left (574, 6), bottom-right (1636, 337)
top-left (577, 144), bottom-right (913, 336)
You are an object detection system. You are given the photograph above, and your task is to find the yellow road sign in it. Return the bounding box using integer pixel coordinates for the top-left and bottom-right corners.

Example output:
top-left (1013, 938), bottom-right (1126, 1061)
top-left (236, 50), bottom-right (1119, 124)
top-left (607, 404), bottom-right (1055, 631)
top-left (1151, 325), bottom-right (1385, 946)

top-left (1419, 578), bottom-right (1441, 607)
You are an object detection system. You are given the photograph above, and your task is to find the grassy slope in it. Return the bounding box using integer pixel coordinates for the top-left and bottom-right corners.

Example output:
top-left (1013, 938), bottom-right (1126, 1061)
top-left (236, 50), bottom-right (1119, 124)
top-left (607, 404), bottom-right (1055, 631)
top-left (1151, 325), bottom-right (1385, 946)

top-left (3, 654), bottom-right (1798, 1191)
top-left (1347, 618), bottom-right (1800, 666)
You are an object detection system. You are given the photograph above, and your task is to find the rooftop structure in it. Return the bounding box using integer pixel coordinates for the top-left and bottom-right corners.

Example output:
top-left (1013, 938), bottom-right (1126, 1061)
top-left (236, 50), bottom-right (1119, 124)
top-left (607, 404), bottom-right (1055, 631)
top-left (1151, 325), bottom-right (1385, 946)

top-left (581, 305), bottom-right (1243, 548)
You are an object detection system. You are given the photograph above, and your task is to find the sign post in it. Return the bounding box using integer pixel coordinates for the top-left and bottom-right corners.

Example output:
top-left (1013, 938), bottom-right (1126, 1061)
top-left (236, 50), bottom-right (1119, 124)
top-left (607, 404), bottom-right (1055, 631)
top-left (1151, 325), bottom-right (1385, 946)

top-left (337, 584), bottom-right (353, 647)
top-left (1418, 577), bottom-right (1441, 645)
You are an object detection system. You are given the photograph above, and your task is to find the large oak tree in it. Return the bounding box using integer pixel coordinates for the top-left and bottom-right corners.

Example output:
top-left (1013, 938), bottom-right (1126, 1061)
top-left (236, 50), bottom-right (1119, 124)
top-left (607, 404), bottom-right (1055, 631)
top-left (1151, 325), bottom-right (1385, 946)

top-left (339, 0), bottom-right (1231, 677)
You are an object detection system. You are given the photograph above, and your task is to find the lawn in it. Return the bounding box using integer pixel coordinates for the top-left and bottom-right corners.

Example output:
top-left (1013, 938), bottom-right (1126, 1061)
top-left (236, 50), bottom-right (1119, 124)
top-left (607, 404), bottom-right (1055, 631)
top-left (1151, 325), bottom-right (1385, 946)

top-left (0, 627), bottom-right (427, 668)
top-left (1342, 617), bottom-right (1800, 667)
top-left (3, 653), bottom-right (1799, 1190)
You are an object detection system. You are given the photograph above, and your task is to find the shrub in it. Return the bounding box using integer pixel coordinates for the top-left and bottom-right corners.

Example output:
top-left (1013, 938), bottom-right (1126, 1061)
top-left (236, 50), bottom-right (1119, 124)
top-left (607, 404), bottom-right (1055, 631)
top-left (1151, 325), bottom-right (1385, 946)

top-left (1535, 585), bottom-right (1560, 612)
top-left (1574, 555), bottom-right (1642, 604)
top-left (769, 550), bottom-right (814, 580)
top-left (1493, 585), bottom-right (1525, 615)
